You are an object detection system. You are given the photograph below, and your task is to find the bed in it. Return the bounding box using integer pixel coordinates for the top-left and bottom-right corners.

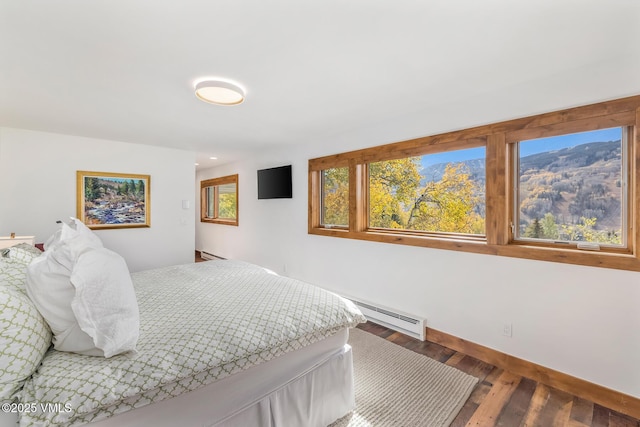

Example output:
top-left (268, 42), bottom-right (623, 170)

top-left (0, 237), bottom-right (365, 427)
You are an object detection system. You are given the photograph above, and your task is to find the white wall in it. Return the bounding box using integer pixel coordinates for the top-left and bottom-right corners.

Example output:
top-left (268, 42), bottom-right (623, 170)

top-left (0, 127), bottom-right (195, 272)
top-left (196, 133), bottom-right (640, 399)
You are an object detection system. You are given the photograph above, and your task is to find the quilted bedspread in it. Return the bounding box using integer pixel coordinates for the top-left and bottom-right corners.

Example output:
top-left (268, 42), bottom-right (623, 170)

top-left (19, 260), bottom-right (365, 426)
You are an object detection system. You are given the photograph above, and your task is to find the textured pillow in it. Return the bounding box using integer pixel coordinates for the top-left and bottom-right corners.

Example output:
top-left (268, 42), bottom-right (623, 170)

top-left (0, 286), bottom-right (51, 402)
top-left (0, 244), bottom-right (42, 293)
top-left (1, 243), bottom-right (42, 265)
top-left (0, 258), bottom-right (31, 294)
top-left (70, 248), bottom-right (139, 358)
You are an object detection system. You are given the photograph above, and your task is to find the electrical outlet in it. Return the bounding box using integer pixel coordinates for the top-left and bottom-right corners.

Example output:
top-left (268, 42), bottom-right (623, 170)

top-left (502, 322), bottom-right (512, 337)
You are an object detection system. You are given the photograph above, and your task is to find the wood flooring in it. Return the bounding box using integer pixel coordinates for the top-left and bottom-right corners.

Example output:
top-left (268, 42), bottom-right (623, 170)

top-left (357, 321), bottom-right (640, 427)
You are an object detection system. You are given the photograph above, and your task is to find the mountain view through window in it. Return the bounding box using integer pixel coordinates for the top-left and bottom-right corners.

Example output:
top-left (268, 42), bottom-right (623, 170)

top-left (516, 127), bottom-right (625, 246)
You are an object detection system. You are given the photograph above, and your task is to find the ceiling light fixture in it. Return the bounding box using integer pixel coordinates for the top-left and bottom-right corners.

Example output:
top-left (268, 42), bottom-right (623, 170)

top-left (209, 156), bottom-right (218, 160)
top-left (194, 79), bottom-right (245, 106)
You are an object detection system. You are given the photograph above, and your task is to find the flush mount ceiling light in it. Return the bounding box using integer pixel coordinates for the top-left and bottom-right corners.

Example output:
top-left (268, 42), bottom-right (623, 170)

top-left (194, 79), bottom-right (245, 106)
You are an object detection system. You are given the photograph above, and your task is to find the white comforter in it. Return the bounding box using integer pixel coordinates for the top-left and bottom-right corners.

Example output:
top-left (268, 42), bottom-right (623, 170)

top-left (19, 260), bottom-right (365, 426)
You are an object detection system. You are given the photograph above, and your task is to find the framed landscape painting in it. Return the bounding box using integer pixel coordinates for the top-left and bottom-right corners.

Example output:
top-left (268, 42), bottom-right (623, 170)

top-left (77, 171), bottom-right (150, 229)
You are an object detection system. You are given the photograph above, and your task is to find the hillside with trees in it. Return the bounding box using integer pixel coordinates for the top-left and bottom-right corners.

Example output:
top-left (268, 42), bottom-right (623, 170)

top-left (516, 139), bottom-right (622, 243)
top-left (421, 139), bottom-right (622, 242)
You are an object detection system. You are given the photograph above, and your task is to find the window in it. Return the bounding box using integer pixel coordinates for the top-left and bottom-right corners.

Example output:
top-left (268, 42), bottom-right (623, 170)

top-left (321, 167), bottom-right (349, 227)
top-left (309, 94), bottom-right (640, 271)
top-left (513, 127), bottom-right (627, 249)
top-left (200, 174), bottom-right (238, 226)
top-left (368, 148), bottom-right (486, 235)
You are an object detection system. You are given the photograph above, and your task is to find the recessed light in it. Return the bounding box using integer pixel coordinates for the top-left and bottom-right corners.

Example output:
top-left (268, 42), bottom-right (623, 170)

top-left (195, 79), bottom-right (245, 106)
top-left (195, 163), bottom-right (199, 166)
top-left (209, 157), bottom-right (218, 160)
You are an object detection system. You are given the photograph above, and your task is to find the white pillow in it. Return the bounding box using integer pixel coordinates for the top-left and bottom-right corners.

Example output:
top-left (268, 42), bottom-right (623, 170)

top-left (46, 218), bottom-right (103, 269)
top-left (26, 244), bottom-right (97, 355)
top-left (44, 217), bottom-right (100, 251)
top-left (70, 248), bottom-right (139, 358)
top-left (26, 217), bottom-right (102, 345)
top-left (26, 220), bottom-right (139, 357)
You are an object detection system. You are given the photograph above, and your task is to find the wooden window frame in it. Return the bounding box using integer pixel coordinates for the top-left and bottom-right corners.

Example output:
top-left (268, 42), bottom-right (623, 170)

top-left (508, 124), bottom-right (632, 254)
top-left (200, 174), bottom-right (239, 226)
top-left (309, 95), bottom-right (640, 271)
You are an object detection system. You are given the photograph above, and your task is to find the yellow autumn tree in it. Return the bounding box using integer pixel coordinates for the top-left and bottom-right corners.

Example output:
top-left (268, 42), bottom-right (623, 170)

top-left (559, 217), bottom-right (621, 244)
top-left (322, 167), bottom-right (349, 226)
top-left (369, 157), bottom-right (421, 228)
top-left (218, 193), bottom-right (237, 219)
top-left (406, 163), bottom-right (484, 234)
top-left (322, 159), bottom-right (484, 234)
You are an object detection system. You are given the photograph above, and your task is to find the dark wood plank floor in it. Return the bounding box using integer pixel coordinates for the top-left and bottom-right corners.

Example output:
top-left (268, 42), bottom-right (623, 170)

top-left (357, 321), bottom-right (640, 427)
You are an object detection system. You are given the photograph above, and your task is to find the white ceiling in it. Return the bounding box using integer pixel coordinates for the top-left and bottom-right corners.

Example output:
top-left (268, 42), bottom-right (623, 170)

top-left (1, 1), bottom-right (639, 169)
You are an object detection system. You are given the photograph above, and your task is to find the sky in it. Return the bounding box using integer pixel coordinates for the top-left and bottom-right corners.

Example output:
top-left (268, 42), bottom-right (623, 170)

top-left (518, 127), bottom-right (622, 157)
top-left (420, 127), bottom-right (623, 168)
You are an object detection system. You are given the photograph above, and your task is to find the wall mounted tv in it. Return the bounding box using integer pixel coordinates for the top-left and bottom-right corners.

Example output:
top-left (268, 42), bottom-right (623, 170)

top-left (257, 165), bottom-right (292, 199)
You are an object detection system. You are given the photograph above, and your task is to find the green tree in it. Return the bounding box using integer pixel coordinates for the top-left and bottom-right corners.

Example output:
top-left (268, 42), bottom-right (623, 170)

top-left (540, 213), bottom-right (559, 239)
top-left (136, 180), bottom-right (145, 199)
top-left (84, 177), bottom-right (101, 202)
top-left (524, 218), bottom-right (542, 238)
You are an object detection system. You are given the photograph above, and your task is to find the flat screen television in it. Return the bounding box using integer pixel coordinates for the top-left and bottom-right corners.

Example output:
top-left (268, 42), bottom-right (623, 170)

top-left (257, 165), bottom-right (292, 199)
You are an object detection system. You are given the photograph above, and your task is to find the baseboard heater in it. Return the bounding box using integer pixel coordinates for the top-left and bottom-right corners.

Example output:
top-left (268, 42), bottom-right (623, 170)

top-left (200, 251), bottom-right (225, 261)
top-left (346, 297), bottom-right (426, 341)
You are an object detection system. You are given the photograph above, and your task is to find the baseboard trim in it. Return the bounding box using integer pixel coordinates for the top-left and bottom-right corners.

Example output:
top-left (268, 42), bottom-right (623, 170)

top-left (426, 327), bottom-right (640, 419)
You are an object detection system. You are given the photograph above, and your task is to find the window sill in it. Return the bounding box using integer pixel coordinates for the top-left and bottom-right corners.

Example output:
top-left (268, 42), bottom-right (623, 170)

top-left (309, 227), bottom-right (493, 255)
top-left (309, 227), bottom-right (640, 271)
top-left (201, 219), bottom-right (238, 226)
top-left (497, 243), bottom-right (640, 272)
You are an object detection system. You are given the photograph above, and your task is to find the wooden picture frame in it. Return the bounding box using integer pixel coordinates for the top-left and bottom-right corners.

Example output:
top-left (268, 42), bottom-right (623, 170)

top-left (77, 171), bottom-right (151, 229)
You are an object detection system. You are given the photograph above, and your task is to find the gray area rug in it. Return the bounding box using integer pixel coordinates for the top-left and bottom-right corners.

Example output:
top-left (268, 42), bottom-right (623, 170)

top-left (330, 328), bottom-right (478, 427)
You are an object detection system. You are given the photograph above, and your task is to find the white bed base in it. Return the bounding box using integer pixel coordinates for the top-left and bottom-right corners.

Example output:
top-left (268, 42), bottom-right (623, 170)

top-left (2, 330), bottom-right (354, 427)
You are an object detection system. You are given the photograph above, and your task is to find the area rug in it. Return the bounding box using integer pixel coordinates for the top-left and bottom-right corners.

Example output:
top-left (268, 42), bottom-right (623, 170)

top-left (330, 328), bottom-right (478, 427)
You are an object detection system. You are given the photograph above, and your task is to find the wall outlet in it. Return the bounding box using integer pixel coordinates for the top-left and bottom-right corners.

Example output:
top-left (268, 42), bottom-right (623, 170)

top-left (502, 322), bottom-right (512, 337)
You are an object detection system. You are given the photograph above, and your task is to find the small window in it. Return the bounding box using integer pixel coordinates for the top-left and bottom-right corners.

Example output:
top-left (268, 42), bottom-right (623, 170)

top-left (201, 174), bottom-right (238, 226)
top-left (321, 167), bottom-right (349, 227)
top-left (369, 147), bottom-right (486, 235)
top-left (514, 127), bottom-right (627, 248)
